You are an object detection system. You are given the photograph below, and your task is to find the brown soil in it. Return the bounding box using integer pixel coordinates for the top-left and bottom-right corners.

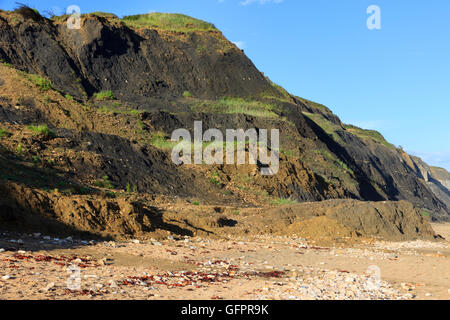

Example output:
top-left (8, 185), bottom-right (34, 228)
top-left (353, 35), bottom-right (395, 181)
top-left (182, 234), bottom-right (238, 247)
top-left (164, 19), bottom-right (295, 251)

top-left (0, 180), bottom-right (437, 244)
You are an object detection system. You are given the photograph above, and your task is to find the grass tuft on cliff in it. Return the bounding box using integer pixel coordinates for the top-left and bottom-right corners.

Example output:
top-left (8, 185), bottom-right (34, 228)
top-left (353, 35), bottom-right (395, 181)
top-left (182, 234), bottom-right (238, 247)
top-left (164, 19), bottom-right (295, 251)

top-left (122, 13), bottom-right (218, 33)
top-left (344, 124), bottom-right (394, 149)
top-left (190, 97), bottom-right (280, 119)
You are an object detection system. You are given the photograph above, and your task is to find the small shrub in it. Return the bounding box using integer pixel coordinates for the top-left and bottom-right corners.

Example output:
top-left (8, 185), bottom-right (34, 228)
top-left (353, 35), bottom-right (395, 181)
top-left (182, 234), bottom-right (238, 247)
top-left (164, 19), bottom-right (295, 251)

top-left (94, 90), bottom-right (114, 101)
top-left (192, 201), bottom-right (200, 206)
top-left (64, 94), bottom-right (74, 101)
top-left (183, 91), bottom-right (192, 98)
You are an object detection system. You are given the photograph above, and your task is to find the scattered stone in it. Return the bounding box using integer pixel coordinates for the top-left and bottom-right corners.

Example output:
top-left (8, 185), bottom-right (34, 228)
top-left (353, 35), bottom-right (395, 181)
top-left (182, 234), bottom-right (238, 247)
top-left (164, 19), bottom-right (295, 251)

top-left (44, 282), bottom-right (55, 292)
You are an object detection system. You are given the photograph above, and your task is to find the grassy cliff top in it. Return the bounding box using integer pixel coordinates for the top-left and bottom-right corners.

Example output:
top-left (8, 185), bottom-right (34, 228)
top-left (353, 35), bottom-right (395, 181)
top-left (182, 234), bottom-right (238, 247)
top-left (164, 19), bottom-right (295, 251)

top-left (344, 124), bottom-right (394, 149)
top-left (121, 12), bottom-right (218, 33)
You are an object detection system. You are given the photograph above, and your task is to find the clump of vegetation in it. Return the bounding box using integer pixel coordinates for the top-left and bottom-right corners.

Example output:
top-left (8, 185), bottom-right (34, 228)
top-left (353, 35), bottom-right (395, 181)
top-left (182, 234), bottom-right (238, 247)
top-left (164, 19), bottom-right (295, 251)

top-left (94, 90), bottom-right (114, 101)
top-left (28, 124), bottom-right (55, 138)
top-left (122, 13), bottom-right (218, 33)
top-left (271, 198), bottom-right (298, 206)
top-left (64, 94), bottom-right (74, 101)
top-left (209, 171), bottom-right (222, 185)
top-left (190, 97), bottom-right (280, 119)
top-left (421, 210), bottom-right (432, 217)
top-left (126, 183), bottom-right (138, 193)
top-left (94, 175), bottom-right (114, 189)
top-left (16, 143), bottom-right (24, 156)
top-left (148, 131), bottom-right (178, 150)
top-left (0, 128), bottom-right (10, 139)
top-left (192, 201), bottom-right (200, 206)
top-left (24, 73), bottom-right (52, 91)
top-left (0, 59), bottom-right (13, 68)
top-left (32, 155), bottom-right (41, 164)
top-left (183, 91), bottom-right (193, 98)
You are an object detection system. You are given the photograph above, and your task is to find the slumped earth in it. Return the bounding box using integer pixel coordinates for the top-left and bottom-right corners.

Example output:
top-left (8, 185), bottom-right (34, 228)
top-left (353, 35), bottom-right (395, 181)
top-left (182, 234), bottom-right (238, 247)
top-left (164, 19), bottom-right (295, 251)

top-left (1, 223), bottom-right (449, 300)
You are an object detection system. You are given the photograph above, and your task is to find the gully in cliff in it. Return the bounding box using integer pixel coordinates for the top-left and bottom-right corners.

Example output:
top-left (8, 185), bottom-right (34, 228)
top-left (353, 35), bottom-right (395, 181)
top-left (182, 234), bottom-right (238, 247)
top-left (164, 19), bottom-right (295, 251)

top-left (171, 121), bottom-right (279, 175)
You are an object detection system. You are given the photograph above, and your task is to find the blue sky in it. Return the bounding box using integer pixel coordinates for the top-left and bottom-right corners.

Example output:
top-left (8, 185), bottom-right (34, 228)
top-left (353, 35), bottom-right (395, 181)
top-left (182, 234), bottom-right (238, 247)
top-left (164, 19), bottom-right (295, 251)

top-left (1, 0), bottom-right (449, 170)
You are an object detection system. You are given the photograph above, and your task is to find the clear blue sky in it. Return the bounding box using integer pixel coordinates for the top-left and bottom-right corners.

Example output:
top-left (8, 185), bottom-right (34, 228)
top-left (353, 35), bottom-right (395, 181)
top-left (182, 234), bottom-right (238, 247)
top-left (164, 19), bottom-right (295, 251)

top-left (1, 0), bottom-right (449, 170)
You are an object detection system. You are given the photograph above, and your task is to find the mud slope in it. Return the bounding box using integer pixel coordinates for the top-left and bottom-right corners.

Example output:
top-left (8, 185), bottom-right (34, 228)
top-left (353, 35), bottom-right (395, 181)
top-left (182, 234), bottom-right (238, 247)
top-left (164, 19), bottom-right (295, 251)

top-left (0, 181), bottom-right (437, 242)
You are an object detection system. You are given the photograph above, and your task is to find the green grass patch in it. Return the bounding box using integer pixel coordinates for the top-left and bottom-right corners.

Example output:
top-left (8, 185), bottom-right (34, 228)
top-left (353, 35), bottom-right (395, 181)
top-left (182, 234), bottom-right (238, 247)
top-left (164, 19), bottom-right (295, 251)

top-left (122, 13), bottom-right (218, 33)
top-left (271, 198), bottom-right (299, 206)
top-left (16, 143), bottom-right (24, 156)
top-left (24, 73), bottom-right (52, 91)
top-left (183, 91), bottom-right (193, 98)
top-left (209, 171), bottom-right (222, 185)
top-left (64, 94), bottom-right (74, 101)
top-left (0, 128), bottom-right (10, 139)
top-left (1, 60), bottom-right (13, 68)
top-left (94, 90), bottom-right (114, 101)
top-left (27, 124), bottom-right (55, 138)
top-left (421, 210), bottom-right (432, 217)
top-left (190, 97), bottom-right (280, 119)
top-left (148, 131), bottom-right (178, 150)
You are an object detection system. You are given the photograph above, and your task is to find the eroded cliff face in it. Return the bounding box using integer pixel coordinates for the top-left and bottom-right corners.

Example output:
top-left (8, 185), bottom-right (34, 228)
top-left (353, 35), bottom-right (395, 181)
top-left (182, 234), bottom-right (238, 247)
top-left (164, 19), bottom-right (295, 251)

top-left (0, 11), bottom-right (280, 102)
top-left (0, 8), bottom-right (448, 219)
